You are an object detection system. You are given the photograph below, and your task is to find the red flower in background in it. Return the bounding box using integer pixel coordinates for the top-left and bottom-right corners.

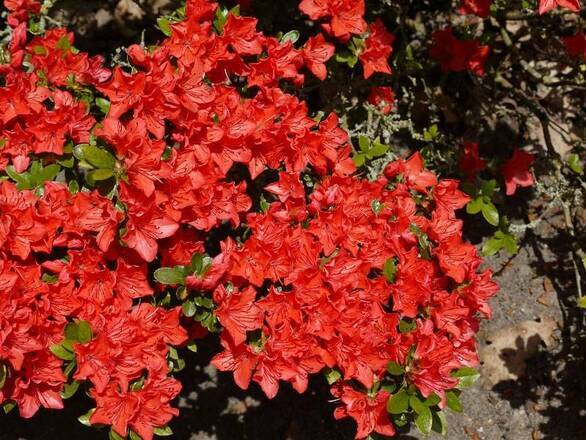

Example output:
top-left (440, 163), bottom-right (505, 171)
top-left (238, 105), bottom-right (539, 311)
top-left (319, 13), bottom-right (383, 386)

top-left (459, 0), bottom-right (492, 17)
top-left (360, 19), bottom-right (394, 79)
top-left (538, 0), bottom-right (581, 14)
top-left (368, 86), bottom-right (395, 114)
top-left (459, 141), bottom-right (486, 179)
top-left (501, 150), bottom-right (535, 195)
top-left (430, 27), bottom-right (490, 76)
top-left (564, 32), bottom-right (586, 60)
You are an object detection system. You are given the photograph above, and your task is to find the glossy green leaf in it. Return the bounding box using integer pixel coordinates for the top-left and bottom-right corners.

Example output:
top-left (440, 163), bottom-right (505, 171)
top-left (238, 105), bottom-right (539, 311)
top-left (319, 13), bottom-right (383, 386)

top-left (387, 389), bottom-right (409, 414)
top-left (154, 267), bottom-right (185, 285)
top-left (75, 144), bottom-right (116, 169)
top-left (431, 409), bottom-right (448, 435)
top-left (50, 343), bottom-right (75, 361)
top-left (153, 425), bottom-right (173, 436)
top-left (62, 381), bottom-right (80, 399)
top-left (157, 17), bottom-right (172, 36)
top-left (466, 197), bottom-right (483, 215)
top-left (452, 367), bottom-right (480, 389)
top-left (481, 200), bottom-right (499, 226)
top-left (325, 368), bottom-right (342, 385)
top-left (182, 300), bottom-right (197, 318)
top-left (446, 390), bottom-right (463, 413)
top-left (78, 408), bottom-right (95, 427)
top-left (281, 30), bottom-right (300, 44)
top-left (77, 321), bottom-right (92, 344)
top-left (415, 405), bottom-right (433, 434)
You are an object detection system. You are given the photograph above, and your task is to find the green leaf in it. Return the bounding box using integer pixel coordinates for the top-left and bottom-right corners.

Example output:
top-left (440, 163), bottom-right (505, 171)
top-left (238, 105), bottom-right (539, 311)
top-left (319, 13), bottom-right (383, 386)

top-left (370, 139), bottom-right (389, 157)
top-left (109, 429), bottom-right (126, 440)
top-left (398, 318), bottom-right (416, 333)
top-left (87, 169), bottom-right (114, 184)
top-left (95, 97), bottom-right (111, 115)
top-left (466, 197), bottom-right (483, 215)
top-left (2, 401), bottom-right (16, 414)
top-left (446, 390), bottom-right (463, 413)
top-left (577, 296), bottom-right (586, 309)
top-left (182, 300), bottom-right (197, 318)
top-left (129, 431), bottom-right (142, 440)
top-left (386, 361), bottom-right (404, 376)
top-left (157, 17), bottom-right (172, 36)
top-left (383, 258), bottom-right (397, 283)
top-left (371, 199), bottom-right (383, 215)
top-left (481, 179), bottom-right (498, 197)
top-left (324, 367), bottom-right (342, 385)
top-left (78, 408), bottom-right (95, 426)
top-left (50, 343), bottom-right (75, 361)
top-left (502, 234), bottom-right (519, 254)
top-left (387, 389), bottom-right (409, 414)
top-left (64, 322), bottom-right (79, 341)
top-left (353, 153), bottom-right (366, 167)
top-left (0, 364), bottom-right (7, 390)
top-left (482, 237), bottom-right (504, 256)
top-left (280, 30), bottom-right (300, 44)
top-left (451, 367), bottom-right (480, 389)
top-left (77, 321), bottom-right (93, 344)
top-left (358, 135), bottom-right (371, 152)
top-left (74, 145), bottom-right (116, 169)
top-left (415, 405), bottom-right (433, 434)
top-left (154, 267), bottom-right (185, 285)
top-left (410, 395), bottom-right (426, 413)
top-left (187, 341), bottom-right (198, 352)
top-left (62, 381), bottom-right (80, 399)
top-left (431, 409), bottom-right (448, 435)
top-left (423, 393), bottom-right (441, 407)
top-left (567, 153), bottom-right (584, 175)
top-left (481, 200), bottom-right (499, 226)
top-left (153, 425), bottom-right (174, 436)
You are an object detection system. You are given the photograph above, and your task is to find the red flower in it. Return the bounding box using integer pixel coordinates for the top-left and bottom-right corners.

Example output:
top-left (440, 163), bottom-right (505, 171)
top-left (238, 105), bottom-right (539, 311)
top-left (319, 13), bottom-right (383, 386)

top-left (359, 19), bottom-right (394, 79)
top-left (501, 150), bottom-right (535, 196)
top-left (459, 141), bottom-right (486, 179)
top-left (564, 32), bottom-right (586, 61)
top-left (459, 0), bottom-right (492, 17)
top-left (302, 34), bottom-right (335, 80)
top-left (538, 0), bottom-right (581, 14)
top-left (430, 27), bottom-right (490, 76)
top-left (299, 0), bottom-right (366, 42)
top-left (367, 86), bottom-right (395, 114)
top-left (332, 384), bottom-right (394, 439)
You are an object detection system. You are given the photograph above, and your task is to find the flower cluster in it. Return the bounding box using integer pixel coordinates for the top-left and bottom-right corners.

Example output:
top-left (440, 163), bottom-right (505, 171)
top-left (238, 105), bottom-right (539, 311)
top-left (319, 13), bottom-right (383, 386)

top-left (0, 0), bottom-right (503, 439)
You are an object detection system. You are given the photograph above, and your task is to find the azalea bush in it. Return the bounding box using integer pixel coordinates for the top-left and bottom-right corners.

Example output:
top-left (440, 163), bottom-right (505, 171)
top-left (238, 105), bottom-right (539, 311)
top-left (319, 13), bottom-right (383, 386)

top-left (0, 0), bottom-right (584, 439)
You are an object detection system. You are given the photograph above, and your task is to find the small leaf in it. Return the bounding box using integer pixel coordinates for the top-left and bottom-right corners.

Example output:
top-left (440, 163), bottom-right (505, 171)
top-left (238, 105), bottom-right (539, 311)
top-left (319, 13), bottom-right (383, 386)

top-left (0, 364), bottom-right (7, 390)
top-left (157, 17), bottom-right (172, 36)
top-left (88, 169), bottom-right (114, 182)
top-left (187, 341), bottom-right (198, 352)
top-left (50, 344), bottom-right (75, 361)
top-left (182, 300), bottom-right (197, 318)
top-left (502, 234), bottom-right (519, 254)
top-left (371, 199), bottom-right (383, 215)
top-left (383, 258), bottom-right (397, 283)
top-left (481, 200), bottom-right (499, 226)
top-left (451, 367), bottom-right (480, 389)
top-left (64, 322), bottom-right (79, 342)
top-left (2, 401), bottom-right (16, 414)
top-left (75, 145), bottom-right (116, 169)
top-left (154, 267), bottom-right (185, 285)
top-left (446, 390), bottom-right (463, 413)
top-left (423, 393), bottom-right (441, 406)
top-left (78, 408), bottom-right (95, 426)
top-left (398, 319), bottom-right (416, 333)
top-left (62, 381), bottom-right (80, 399)
top-left (415, 406), bottom-right (433, 435)
top-left (358, 135), bottom-right (371, 152)
top-left (109, 429), bottom-right (126, 440)
top-left (324, 367), bottom-right (342, 385)
top-left (153, 425), bottom-right (174, 436)
top-left (77, 321), bottom-right (93, 344)
top-left (482, 237), bottom-right (504, 256)
top-left (95, 97), bottom-right (111, 115)
top-left (353, 153), bottom-right (366, 167)
top-left (280, 30), bottom-right (300, 44)
top-left (466, 197), bottom-right (483, 215)
top-left (387, 389), bottom-right (409, 414)
top-left (386, 361), bottom-right (404, 376)
top-left (577, 297), bottom-right (586, 309)
top-left (567, 153), bottom-right (584, 175)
